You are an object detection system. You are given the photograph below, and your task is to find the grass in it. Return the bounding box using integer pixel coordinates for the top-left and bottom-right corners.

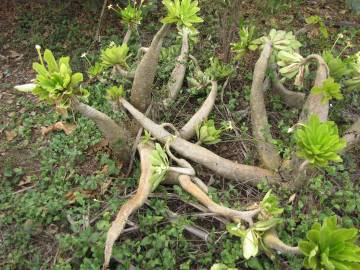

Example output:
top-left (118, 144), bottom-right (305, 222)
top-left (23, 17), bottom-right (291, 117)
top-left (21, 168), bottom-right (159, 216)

top-left (0, 0), bottom-right (359, 269)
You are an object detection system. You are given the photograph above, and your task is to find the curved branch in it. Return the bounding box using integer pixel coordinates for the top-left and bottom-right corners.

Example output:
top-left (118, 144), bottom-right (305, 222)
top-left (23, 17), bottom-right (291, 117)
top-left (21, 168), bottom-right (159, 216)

top-left (270, 65), bottom-right (305, 109)
top-left (103, 142), bottom-right (154, 270)
top-left (178, 175), bottom-right (259, 224)
top-left (113, 64), bottom-right (135, 79)
top-left (299, 54), bottom-right (329, 123)
top-left (343, 118), bottom-right (360, 151)
top-left (250, 42), bottom-right (281, 170)
top-left (164, 28), bottom-right (190, 105)
top-left (130, 24), bottom-right (171, 112)
top-left (263, 230), bottom-right (301, 255)
top-left (123, 28), bottom-right (132, 45)
top-left (71, 98), bottom-right (131, 160)
top-left (120, 98), bottom-right (279, 185)
top-left (180, 80), bottom-right (218, 140)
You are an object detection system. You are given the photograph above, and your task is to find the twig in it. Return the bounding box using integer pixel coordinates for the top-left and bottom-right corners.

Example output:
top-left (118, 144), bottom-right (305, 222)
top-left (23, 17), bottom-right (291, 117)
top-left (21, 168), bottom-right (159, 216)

top-left (94, 0), bottom-right (108, 42)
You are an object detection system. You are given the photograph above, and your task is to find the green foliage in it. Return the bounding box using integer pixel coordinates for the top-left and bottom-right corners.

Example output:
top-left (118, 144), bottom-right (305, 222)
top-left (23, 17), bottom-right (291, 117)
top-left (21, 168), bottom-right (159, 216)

top-left (111, 3), bottom-right (143, 26)
top-left (259, 190), bottom-right (284, 218)
top-left (344, 52), bottom-right (360, 91)
top-left (299, 216), bottom-right (360, 270)
top-left (150, 143), bottom-right (169, 191)
top-left (87, 62), bottom-right (103, 78)
top-left (323, 51), bottom-right (352, 82)
top-left (106, 85), bottom-right (125, 101)
top-left (294, 115), bottom-right (346, 167)
top-left (29, 47), bottom-right (88, 109)
top-left (231, 26), bottom-right (256, 59)
top-left (100, 43), bottom-right (129, 69)
top-left (251, 29), bottom-right (301, 52)
top-left (305, 16), bottom-right (329, 38)
top-left (311, 77), bottom-right (343, 103)
top-left (196, 120), bottom-right (231, 145)
top-left (210, 263), bottom-right (237, 270)
top-left (206, 57), bottom-right (235, 80)
top-left (161, 0), bottom-right (203, 29)
top-left (277, 50), bottom-right (306, 84)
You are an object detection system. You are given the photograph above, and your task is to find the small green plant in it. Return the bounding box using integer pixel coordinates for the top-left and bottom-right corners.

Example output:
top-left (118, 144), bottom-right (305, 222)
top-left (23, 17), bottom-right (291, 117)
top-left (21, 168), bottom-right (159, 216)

top-left (196, 120), bottom-right (231, 145)
top-left (323, 51), bottom-right (352, 82)
top-left (161, 0), bottom-right (203, 29)
top-left (110, 3), bottom-right (143, 27)
top-left (294, 115), bottom-right (346, 167)
top-left (231, 26), bottom-right (256, 59)
top-left (150, 143), bottom-right (169, 191)
top-left (100, 43), bottom-right (130, 69)
top-left (299, 216), bottom-right (360, 270)
top-left (106, 85), bottom-right (125, 101)
top-left (16, 46), bottom-right (88, 109)
top-left (210, 263), bottom-right (237, 270)
top-left (259, 189), bottom-right (284, 218)
top-left (305, 15), bottom-right (329, 38)
top-left (87, 62), bottom-right (103, 78)
top-left (311, 77), bottom-right (343, 103)
top-left (206, 57), bottom-right (235, 80)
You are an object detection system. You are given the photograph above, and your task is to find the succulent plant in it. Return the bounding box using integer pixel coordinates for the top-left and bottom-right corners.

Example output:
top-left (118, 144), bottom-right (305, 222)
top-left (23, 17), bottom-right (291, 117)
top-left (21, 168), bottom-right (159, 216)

top-left (100, 43), bottom-right (130, 69)
top-left (323, 51), bottom-right (352, 82)
top-left (112, 4), bottom-right (143, 26)
top-left (311, 77), bottom-right (343, 103)
top-left (161, 0), bottom-right (203, 30)
top-left (294, 115), bottom-right (346, 167)
top-left (106, 85), bottom-right (125, 101)
top-left (196, 120), bottom-right (231, 145)
top-left (150, 143), bottom-right (169, 191)
top-left (299, 216), bottom-right (360, 270)
top-left (231, 26), bottom-right (256, 59)
top-left (277, 50), bottom-right (308, 86)
top-left (260, 189), bottom-right (284, 218)
top-left (206, 57), bottom-right (235, 80)
top-left (15, 47), bottom-right (88, 110)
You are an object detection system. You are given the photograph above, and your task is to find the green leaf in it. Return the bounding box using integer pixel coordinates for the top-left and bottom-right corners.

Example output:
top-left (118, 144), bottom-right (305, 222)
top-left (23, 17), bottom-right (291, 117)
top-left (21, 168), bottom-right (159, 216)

top-left (44, 49), bottom-right (59, 72)
top-left (243, 229), bottom-right (259, 259)
top-left (311, 77), bottom-right (343, 103)
top-left (226, 223), bottom-right (247, 238)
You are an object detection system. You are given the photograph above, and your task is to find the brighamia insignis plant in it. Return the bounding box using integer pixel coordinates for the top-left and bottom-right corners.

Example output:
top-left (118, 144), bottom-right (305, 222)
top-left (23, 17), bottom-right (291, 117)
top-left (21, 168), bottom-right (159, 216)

top-left (110, 3), bottom-right (143, 27)
top-left (196, 120), bottom-right (232, 145)
top-left (311, 77), bottom-right (343, 103)
top-left (15, 46), bottom-right (88, 110)
top-left (106, 85), bottom-right (125, 101)
top-left (149, 143), bottom-right (169, 191)
top-left (231, 26), bottom-right (256, 59)
top-left (161, 0), bottom-right (203, 29)
top-left (294, 115), bottom-right (346, 167)
top-left (251, 29), bottom-right (301, 52)
top-left (100, 43), bottom-right (130, 69)
top-left (299, 216), bottom-right (360, 270)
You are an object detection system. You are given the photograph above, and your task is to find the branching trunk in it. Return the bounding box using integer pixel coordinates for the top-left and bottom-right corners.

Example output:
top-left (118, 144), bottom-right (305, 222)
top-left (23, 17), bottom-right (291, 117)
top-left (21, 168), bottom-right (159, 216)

top-left (164, 28), bottom-right (189, 105)
top-left (130, 24), bottom-right (171, 112)
top-left (180, 80), bottom-right (218, 140)
top-left (299, 54), bottom-right (329, 123)
top-left (250, 42), bottom-right (281, 171)
top-left (103, 142), bottom-right (154, 270)
top-left (71, 98), bottom-right (131, 160)
top-left (178, 175), bottom-right (259, 224)
top-left (343, 118), bottom-right (360, 151)
top-left (120, 98), bottom-right (279, 185)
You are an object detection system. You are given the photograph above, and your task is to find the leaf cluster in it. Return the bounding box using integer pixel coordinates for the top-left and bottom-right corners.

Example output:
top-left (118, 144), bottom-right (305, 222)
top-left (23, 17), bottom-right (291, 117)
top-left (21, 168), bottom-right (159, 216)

top-left (106, 85), bottom-right (125, 101)
top-left (100, 43), bottom-right (130, 69)
top-left (206, 57), bottom-right (235, 80)
top-left (196, 120), bottom-right (231, 145)
top-left (113, 4), bottom-right (143, 26)
top-left (299, 216), bottom-right (360, 270)
top-left (231, 26), bottom-right (256, 60)
top-left (251, 29), bottom-right (301, 52)
top-left (149, 143), bottom-right (169, 191)
top-left (311, 77), bottom-right (343, 103)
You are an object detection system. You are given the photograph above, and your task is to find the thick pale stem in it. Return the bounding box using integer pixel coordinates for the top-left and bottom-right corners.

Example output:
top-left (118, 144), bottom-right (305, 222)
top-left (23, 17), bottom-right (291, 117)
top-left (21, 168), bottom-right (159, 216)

top-left (120, 98), bottom-right (278, 185)
top-left (299, 54), bottom-right (329, 123)
top-left (130, 24), bottom-right (171, 112)
top-left (165, 28), bottom-right (189, 104)
top-left (180, 81), bottom-right (218, 140)
top-left (178, 175), bottom-right (259, 224)
top-left (250, 42), bottom-right (281, 170)
top-left (123, 28), bottom-right (132, 45)
top-left (71, 98), bottom-right (131, 160)
top-left (114, 64), bottom-right (135, 79)
top-left (263, 230), bottom-right (301, 255)
top-left (343, 118), bottom-right (360, 151)
top-left (103, 142), bottom-right (154, 270)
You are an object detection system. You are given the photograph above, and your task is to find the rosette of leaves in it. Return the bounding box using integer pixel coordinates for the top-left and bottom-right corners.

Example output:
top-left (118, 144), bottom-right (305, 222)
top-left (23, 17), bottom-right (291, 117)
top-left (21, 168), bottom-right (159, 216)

top-left (322, 51), bottom-right (352, 82)
top-left (311, 77), bottom-right (343, 103)
top-left (299, 216), bottom-right (360, 270)
top-left (227, 218), bottom-right (283, 259)
top-left (231, 26), bottom-right (256, 60)
top-left (112, 4), bottom-right (142, 27)
top-left (161, 0), bottom-right (203, 30)
top-left (100, 43), bottom-right (130, 69)
top-left (251, 29), bottom-right (301, 52)
top-left (210, 263), bottom-right (237, 270)
top-left (149, 143), bottom-right (169, 191)
top-left (87, 62), bottom-right (103, 79)
top-left (187, 67), bottom-right (211, 91)
top-left (205, 57), bottom-right (235, 81)
top-left (259, 189), bottom-right (283, 218)
top-left (23, 48), bottom-right (87, 109)
top-left (294, 115), bottom-right (346, 167)
top-left (196, 120), bottom-right (232, 145)
top-left (106, 85), bottom-right (125, 101)
top-left (277, 50), bottom-right (307, 86)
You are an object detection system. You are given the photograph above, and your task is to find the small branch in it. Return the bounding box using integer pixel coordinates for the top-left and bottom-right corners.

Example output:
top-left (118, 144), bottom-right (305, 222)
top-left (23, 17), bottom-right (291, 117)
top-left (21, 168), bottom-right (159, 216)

top-left (263, 230), bottom-right (301, 255)
top-left (94, 0), bottom-right (108, 42)
top-left (178, 175), bottom-right (259, 224)
top-left (180, 80), bottom-right (218, 140)
top-left (120, 98), bottom-right (278, 185)
top-left (113, 65), bottom-right (135, 79)
top-left (343, 118), bottom-right (360, 151)
top-left (103, 142), bottom-right (154, 270)
top-left (250, 42), bottom-right (281, 170)
top-left (123, 28), bottom-right (132, 45)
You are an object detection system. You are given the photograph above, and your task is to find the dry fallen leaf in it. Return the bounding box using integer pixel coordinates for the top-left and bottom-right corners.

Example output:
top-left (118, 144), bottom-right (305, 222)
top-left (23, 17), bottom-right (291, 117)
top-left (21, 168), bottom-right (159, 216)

top-left (288, 193), bottom-right (297, 204)
top-left (5, 130), bottom-right (17, 141)
top-left (41, 121), bottom-right (76, 136)
top-left (65, 189), bottom-right (97, 204)
top-left (18, 175), bottom-right (32, 187)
